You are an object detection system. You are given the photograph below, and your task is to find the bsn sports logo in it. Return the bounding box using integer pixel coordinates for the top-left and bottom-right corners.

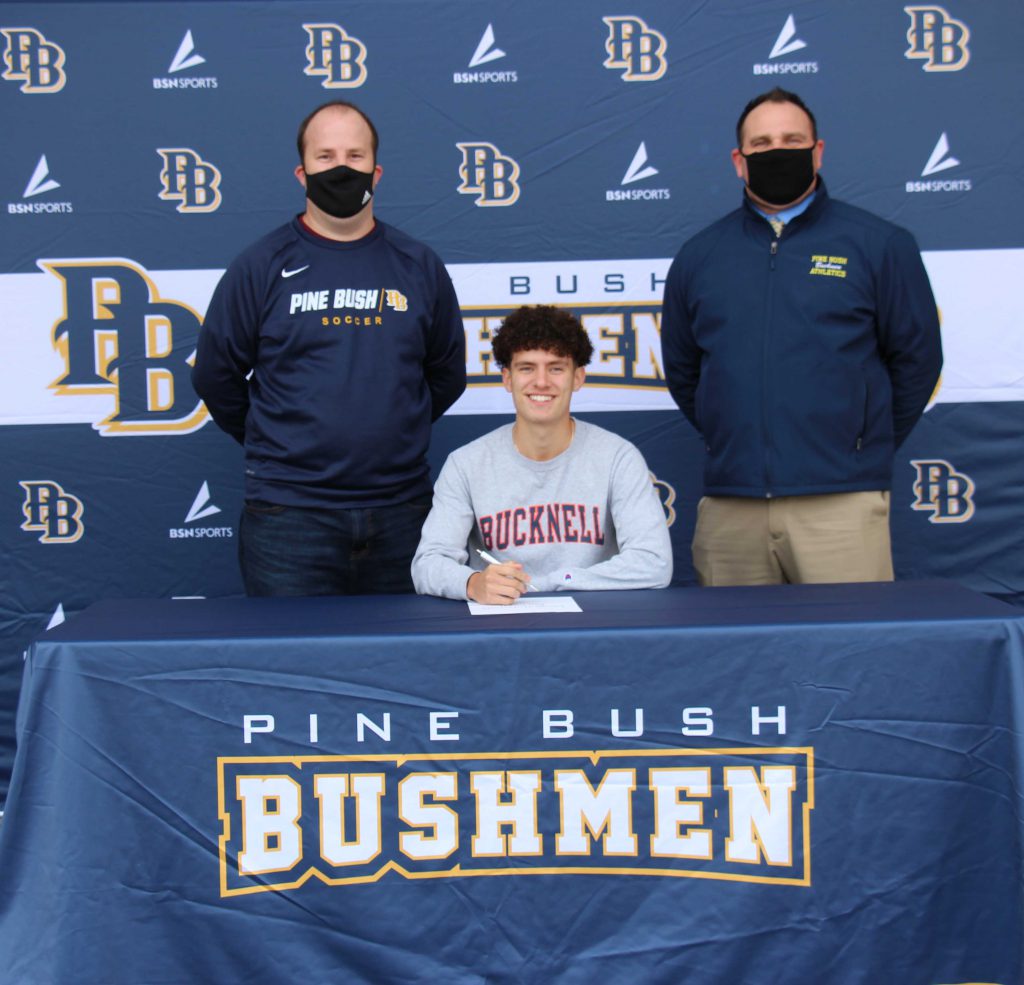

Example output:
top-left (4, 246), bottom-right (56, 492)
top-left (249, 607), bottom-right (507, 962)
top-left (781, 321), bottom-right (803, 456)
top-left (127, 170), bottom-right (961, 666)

top-left (303, 23), bottom-right (367, 88)
top-left (602, 16), bottom-right (667, 82)
top-left (904, 6), bottom-right (969, 72)
top-left (754, 14), bottom-right (818, 76)
top-left (456, 142), bottom-right (521, 206)
top-left (905, 133), bottom-right (971, 193)
top-left (169, 481), bottom-right (233, 539)
top-left (186, 481), bottom-right (221, 522)
top-left (1, 27), bottom-right (66, 93)
top-left (24, 154), bottom-right (58, 195)
top-left (157, 149), bottom-right (223, 213)
top-left (455, 23), bottom-right (516, 84)
top-left (910, 459), bottom-right (975, 522)
top-left (153, 30), bottom-right (217, 89)
top-left (607, 142), bottom-right (670, 202)
top-left (20, 481), bottom-right (84, 543)
top-left (43, 258), bottom-right (208, 436)
top-left (8, 154), bottom-right (73, 214)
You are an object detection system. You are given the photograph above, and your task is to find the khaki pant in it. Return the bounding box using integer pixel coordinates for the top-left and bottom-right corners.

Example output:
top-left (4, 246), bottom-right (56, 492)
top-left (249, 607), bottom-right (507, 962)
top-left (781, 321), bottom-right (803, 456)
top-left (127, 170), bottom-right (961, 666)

top-left (692, 491), bottom-right (893, 586)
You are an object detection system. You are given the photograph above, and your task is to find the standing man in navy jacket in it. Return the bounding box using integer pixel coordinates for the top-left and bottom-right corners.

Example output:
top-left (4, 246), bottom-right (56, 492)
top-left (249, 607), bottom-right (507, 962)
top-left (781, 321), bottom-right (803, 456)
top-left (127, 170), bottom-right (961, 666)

top-left (193, 101), bottom-right (466, 596)
top-left (661, 88), bottom-right (941, 586)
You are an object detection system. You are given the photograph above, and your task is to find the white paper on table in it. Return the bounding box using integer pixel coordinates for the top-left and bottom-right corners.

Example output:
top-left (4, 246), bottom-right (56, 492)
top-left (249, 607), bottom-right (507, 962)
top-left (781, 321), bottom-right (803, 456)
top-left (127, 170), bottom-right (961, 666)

top-left (467, 596), bottom-right (582, 616)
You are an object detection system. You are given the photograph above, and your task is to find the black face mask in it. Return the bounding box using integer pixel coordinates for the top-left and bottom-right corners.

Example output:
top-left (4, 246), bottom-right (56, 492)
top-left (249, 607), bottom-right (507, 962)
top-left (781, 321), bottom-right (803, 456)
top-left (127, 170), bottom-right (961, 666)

top-left (743, 147), bottom-right (815, 206)
top-left (304, 164), bottom-right (374, 219)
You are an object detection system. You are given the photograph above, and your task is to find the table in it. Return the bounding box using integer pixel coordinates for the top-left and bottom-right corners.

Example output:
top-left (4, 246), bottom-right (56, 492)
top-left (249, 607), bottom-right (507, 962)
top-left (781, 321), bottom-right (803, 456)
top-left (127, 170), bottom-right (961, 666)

top-left (0, 582), bottom-right (1021, 984)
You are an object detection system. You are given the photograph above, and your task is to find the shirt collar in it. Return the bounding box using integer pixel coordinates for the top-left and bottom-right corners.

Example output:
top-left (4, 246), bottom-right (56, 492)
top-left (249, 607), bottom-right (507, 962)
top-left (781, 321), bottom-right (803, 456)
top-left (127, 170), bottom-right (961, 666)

top-left (752, 190), bottom-right (816, 226)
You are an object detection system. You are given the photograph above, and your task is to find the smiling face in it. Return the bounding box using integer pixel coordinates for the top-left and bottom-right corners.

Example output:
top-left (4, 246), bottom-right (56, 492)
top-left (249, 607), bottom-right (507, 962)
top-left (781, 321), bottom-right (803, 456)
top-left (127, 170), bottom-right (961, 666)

top-left (502, 348), bottom-right (585, 428)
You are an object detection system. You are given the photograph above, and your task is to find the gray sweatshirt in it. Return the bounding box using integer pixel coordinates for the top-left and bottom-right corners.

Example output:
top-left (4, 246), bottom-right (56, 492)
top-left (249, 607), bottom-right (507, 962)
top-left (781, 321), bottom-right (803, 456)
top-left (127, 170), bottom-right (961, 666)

top-left (412, 420), bottom-right (673, 599)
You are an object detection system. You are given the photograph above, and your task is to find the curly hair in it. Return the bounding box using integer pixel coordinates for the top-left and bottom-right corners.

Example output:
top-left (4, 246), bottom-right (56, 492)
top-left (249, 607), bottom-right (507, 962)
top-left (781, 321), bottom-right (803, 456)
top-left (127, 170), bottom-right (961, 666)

top-left (491, 305), bottom-right (594, 369)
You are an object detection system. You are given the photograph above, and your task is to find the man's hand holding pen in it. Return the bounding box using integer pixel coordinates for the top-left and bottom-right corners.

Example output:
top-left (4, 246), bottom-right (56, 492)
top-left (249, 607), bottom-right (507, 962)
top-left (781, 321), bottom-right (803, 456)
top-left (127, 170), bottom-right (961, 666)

top-left (467, 548), bottom-right (537, 604)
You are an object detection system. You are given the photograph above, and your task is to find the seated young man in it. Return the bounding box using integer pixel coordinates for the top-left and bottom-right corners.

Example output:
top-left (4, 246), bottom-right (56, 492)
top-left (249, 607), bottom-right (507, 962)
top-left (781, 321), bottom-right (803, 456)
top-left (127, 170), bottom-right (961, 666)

top-left (412, 305), bottom-right (673, 604)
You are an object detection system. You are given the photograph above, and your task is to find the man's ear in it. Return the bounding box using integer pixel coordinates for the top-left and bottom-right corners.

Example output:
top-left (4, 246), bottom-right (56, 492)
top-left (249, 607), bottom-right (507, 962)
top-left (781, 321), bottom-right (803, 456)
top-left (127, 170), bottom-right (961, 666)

top-left (812, 139), bottom-right (825, 172)
top-left (731, 148), bottom-right (746, 182)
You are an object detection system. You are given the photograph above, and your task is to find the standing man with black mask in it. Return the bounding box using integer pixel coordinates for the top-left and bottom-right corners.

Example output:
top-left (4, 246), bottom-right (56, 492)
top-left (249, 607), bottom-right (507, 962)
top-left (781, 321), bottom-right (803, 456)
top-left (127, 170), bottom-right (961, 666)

top-left (661, 88), bottom-right (941, 586)
top-left (193, 100), bottom-right (466, 596)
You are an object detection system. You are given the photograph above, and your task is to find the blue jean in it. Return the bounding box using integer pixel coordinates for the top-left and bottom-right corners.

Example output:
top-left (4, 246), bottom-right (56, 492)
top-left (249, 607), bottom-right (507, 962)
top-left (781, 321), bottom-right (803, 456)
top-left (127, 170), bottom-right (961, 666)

top-left (238, 496), bottom-right (432, 597)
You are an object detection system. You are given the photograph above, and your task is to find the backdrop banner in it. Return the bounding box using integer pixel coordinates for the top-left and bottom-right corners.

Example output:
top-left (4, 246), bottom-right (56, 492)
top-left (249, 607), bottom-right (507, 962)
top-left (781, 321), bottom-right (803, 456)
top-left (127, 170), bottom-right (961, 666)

top-left (1, 0), bottom-right (1021, 800)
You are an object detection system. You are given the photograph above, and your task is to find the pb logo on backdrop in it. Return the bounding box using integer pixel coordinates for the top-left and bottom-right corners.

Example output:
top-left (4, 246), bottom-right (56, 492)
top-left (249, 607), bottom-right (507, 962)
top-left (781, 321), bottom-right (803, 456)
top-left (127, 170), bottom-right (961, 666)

top-left (602, 16), bottom-right (667, 82)
top-left (20, 481), bottom-right (84, 544)
top-left (456, 143), bottom-right (521, 207)
top-left (303, 23), bottom-right (367, 88)
top-left (904, 6), bottom-right (970, 72)
top-left (1, 27), bottom-right (66, 93)
top-left (157, 149), bottom-right (222, 213)
top-left (42, 260), bottom-right (208, 436)
top-left (910, 459), bottom-right (975, 522)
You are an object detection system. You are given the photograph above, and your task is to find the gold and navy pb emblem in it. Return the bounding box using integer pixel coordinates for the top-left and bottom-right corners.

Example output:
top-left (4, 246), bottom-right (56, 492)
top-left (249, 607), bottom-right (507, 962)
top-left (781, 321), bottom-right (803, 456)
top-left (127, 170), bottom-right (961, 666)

top-left (456, 142), bottom-right (521, 207)
top-left (910, 459), bottom-right (975, 522)
top-left (157, 148), bottom-right (223, 213)
top-left (602, 16), bottom-right (668, 81)
top-left (1, 27), bottom-right (66, 92)
top-left (20, 481), bottom-right (84, 543)
top-left (904, 6), bottom-right (970, 72)
top-left (303, 23), bottom-right (368, 88)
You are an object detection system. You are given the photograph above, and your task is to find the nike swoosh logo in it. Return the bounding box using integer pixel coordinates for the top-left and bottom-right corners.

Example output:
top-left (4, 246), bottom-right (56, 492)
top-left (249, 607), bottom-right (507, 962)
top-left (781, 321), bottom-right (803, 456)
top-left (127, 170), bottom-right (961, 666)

top-left (281, 265), bottom-right (309, 278)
